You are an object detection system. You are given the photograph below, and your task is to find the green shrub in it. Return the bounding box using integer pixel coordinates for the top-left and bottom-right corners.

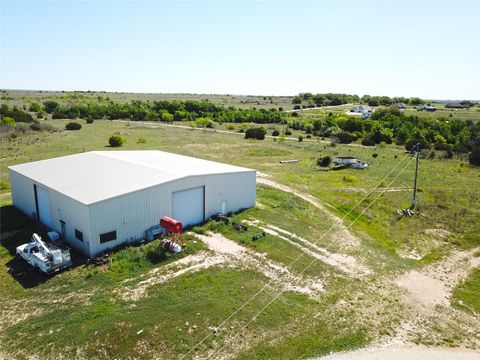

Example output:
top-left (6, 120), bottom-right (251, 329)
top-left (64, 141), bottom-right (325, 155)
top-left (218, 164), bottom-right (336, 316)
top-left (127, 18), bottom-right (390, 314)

top-left (372, 153), bottom-right (378, 158)
top-left (317, 156), bottom-right (331, 167)
top-left (298, 136), bottom-right (303, 142)
top-left (272, 129), bottom-right (280, 136)
top-left (109, 135), bottom-right (126, 147)
top-left (65, 122), bottom-right (82, 130)
top-left (469, 150), bottom-right (480, 166)
top-left (335, 132), bottom-right (356, 144)
top-left (245, 127), bottom-right (267, 140)
top-left (361, 137), bottom-right (376, 147)
top-left (285, 130), bottom-right (292, 136)
top-left (86, 118), bottom-right (94, 124)
top-left (0, 116), bottom-right (15, 127)
top-left (137, 137), bottom-right (147, 144)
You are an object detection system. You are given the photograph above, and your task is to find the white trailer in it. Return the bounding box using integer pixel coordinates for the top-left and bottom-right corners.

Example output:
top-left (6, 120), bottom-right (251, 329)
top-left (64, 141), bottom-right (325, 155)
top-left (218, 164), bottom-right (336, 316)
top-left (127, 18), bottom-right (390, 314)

top-left (16, 233), bottom-right (72, 274)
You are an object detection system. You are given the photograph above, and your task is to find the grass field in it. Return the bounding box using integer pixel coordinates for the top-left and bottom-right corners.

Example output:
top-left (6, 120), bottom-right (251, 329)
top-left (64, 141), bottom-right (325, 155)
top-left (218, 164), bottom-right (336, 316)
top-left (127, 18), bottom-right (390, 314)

top-left (1, 115), bottom-right (479, 359)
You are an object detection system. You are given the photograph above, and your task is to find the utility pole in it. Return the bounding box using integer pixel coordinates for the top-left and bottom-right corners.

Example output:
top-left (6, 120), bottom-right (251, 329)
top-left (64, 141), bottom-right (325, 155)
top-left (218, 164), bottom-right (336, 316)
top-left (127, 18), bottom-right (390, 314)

top-left (410, 143), bottom-right (420, 209)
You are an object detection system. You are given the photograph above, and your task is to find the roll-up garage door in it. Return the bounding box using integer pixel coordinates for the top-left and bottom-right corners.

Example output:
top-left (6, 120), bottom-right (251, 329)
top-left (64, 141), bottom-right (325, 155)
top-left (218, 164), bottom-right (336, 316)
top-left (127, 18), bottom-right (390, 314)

top-left (36, 185), bottom-right (52, 228)
top-left (172, 187), bottom-right (204, 227)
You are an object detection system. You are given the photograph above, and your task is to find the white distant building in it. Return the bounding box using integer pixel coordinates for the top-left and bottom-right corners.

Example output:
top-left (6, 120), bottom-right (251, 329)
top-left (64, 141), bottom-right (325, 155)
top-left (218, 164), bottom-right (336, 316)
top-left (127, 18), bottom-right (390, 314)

top-left (350, 105), bottom-right (372, 113)
top-left (349, 105), bottom-right (374, 118)
top-left (9, 151), bottom-right (256, 257)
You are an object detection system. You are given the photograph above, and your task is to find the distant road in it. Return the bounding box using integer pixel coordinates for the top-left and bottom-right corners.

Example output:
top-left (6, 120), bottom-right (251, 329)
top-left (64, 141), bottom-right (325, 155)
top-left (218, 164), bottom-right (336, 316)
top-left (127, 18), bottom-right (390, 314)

top-left (284, 103), bottom-right (352, 113)
top-left (114, 119), bottom-right (363, 147)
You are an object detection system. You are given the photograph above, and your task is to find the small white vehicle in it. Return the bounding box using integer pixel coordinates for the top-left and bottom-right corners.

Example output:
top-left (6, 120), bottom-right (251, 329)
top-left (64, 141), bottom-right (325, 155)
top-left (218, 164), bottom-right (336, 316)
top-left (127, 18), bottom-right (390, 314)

top-left (16, 233), bottom-right (72, 274)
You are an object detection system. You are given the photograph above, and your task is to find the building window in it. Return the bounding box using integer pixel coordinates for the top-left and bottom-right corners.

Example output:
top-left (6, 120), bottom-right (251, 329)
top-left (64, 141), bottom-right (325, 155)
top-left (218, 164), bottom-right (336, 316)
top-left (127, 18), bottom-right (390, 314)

top-left (100, 231), bottom-right (117, 244)
top-left (75, 229), bottom-right (83, 242)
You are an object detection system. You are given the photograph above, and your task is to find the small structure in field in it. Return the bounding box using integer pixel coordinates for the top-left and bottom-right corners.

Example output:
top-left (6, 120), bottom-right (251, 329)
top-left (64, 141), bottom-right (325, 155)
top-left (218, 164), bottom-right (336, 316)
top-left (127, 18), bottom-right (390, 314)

top-left (420, 105), bottom-right (437, 112)
top-left (349, 105), bottom-right (374, 119)
top-left (332, 157), bottom-right (368, 169)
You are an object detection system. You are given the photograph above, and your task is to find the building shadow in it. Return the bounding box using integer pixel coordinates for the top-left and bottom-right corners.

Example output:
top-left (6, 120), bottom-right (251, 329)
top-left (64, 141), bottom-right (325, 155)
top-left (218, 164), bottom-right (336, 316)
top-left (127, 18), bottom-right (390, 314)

top-left (1, 205), bottom-right (87, 289)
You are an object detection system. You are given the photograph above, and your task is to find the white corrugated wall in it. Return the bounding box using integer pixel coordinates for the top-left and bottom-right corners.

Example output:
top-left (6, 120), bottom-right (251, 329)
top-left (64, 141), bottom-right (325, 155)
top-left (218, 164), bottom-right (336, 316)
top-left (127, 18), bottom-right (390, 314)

top-left (8, 169), bottom-right (91, 255)
top-left (87, 171), bottom-right (256, 256)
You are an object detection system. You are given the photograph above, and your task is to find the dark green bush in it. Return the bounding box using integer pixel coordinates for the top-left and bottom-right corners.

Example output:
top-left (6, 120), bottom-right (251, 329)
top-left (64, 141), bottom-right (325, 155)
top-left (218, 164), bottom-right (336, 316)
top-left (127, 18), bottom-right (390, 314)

top-left (86, 118), bottom-right (94, 124)
top-left (272, 129), bottom-right (280, 136)
top-left (361, 137), bottom-right (376, 147)
top-left (65, 122), bottom-right (82, 130)
top-left (298, 136), bottom-right (303, 142)
top-left (317, 156), bottom-right (331, 167)
top-left (109, 135), bottom-right (126, 147)
top-left (245, 127), bottom-right (266, 140)
top-left (335, 132), bottom-right (356, 144)
top-left (469, 150), bottom-right (480, 166)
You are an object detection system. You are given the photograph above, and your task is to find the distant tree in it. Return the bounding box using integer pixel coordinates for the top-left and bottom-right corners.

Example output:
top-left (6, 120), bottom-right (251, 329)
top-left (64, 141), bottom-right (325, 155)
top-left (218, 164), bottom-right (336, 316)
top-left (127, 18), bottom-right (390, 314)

top-left (109, 135), bottom-right (126, 147)
top-left (298, 135), bottom-right (303, 142)
top-left (304, 123), bottom-right (314, 134)
top-left (368, 99), bottom-right (380, 107)
top-left (405, 138), bottom-right (430, 151)
top-left (29, 102), bottom-right (43, 113)
top-left (65, 122), bottom-right (82, 130)
top-left (335, 132), bottom-right (356, 144)
top-left (409, 97), bottom-right (425, 106)
top-left (43, 101), bottom-right (60, 113)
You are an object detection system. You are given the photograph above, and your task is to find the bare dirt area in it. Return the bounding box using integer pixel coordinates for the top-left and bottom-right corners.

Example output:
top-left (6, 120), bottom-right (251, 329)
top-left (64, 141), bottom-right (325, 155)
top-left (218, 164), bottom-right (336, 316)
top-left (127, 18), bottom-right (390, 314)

top-left (120, 251), bottom-right (226, 301)
top-left (315, 345), bottom-right (480, 360)
top-left (396, 248), bottom-right (480, 310)
top-left (386, 248), bottom-right (480, 349)
top-left (243, 219), bottom-right (370, 277)
top-left (119, 232), bottom-right (326, 303)
top-left (256, 176), bottom-right (360, 248)
top-left (194, 231), bottom-right (325, 299)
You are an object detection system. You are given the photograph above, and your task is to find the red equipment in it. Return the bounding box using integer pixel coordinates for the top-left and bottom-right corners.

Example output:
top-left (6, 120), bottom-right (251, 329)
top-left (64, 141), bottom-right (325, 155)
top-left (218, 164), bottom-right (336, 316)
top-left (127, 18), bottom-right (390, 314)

top-left (160, 216), bottom-right (184, 248)
top-left (160, 216), bottom-right (183, 233)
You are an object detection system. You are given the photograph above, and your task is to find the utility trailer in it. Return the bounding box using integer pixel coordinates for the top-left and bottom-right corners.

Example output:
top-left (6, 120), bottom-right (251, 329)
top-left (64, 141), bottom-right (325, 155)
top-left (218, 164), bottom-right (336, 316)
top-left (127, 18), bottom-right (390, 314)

top-left (16, 233), bottom-right (72, 275)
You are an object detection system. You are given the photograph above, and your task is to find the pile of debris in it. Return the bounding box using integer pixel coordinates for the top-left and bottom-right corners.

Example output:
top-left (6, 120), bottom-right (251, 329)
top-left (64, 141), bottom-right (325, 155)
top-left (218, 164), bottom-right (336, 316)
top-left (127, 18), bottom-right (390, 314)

top-left (332, 157), bottom-right (368, 170)
top-left (210, 213), bottom-right (267, 241)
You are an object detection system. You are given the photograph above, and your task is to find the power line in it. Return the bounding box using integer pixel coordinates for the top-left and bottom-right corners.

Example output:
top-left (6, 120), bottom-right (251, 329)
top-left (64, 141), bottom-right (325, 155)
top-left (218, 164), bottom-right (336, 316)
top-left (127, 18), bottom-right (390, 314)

top-left (181, 148), bottom-right (416, 359)
top-left (208, 158), bottom-right (413, 359)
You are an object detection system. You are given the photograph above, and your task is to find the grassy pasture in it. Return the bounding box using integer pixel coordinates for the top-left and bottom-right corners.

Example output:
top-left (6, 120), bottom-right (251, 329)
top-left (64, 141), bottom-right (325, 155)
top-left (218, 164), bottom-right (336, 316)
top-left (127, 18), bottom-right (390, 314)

top-left (0, 117), bottom-right (479, 358)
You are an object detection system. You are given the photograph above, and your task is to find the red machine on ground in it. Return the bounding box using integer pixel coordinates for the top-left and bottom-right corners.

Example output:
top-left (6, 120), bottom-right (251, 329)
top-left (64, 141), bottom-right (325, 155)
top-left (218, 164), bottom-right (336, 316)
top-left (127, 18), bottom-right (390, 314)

top-left (160, 216), bottom-right (184, 248)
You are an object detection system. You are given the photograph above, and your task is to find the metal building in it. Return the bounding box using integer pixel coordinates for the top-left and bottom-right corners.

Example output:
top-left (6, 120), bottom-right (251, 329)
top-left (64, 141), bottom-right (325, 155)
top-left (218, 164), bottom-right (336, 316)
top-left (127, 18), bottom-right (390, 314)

top-left (8, 151), bottom-right (256, 257)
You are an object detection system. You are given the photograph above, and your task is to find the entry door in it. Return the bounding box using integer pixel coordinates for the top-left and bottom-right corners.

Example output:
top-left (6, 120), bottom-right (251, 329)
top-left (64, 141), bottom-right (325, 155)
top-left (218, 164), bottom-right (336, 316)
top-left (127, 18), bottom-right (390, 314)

top-left (172, 187), bottom-right (205, 227)
top-left (60, 220), bottom-right (66, 240)
top-left (35, 185), bottom-right (52, 228)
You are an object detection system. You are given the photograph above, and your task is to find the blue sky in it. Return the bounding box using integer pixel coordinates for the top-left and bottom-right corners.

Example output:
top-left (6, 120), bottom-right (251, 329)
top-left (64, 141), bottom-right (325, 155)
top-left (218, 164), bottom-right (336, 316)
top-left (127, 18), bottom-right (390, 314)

top-left (1, 1), bottom-right (479, 99)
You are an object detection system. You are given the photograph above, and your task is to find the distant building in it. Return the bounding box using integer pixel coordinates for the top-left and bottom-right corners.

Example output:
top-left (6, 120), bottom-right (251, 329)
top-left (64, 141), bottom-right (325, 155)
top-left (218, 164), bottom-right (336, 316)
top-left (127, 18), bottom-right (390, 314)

top-left (445, 103), bottom-right (466, 109)
top-left (420, 105), bottom-right (437, 112)
top-left (350, 105), bottom-right (372, 113)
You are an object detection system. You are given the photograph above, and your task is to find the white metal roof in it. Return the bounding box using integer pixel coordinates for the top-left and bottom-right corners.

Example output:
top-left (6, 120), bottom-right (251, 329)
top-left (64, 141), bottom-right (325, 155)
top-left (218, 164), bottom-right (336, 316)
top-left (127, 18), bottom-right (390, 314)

top-left (9, 151), bottom-right (254, 205)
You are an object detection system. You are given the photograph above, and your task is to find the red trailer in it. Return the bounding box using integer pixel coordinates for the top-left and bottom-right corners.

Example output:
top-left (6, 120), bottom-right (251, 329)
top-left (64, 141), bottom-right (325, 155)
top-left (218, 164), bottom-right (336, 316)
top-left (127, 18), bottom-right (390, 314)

top-left (160, 216), bottom-right (183, 248)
